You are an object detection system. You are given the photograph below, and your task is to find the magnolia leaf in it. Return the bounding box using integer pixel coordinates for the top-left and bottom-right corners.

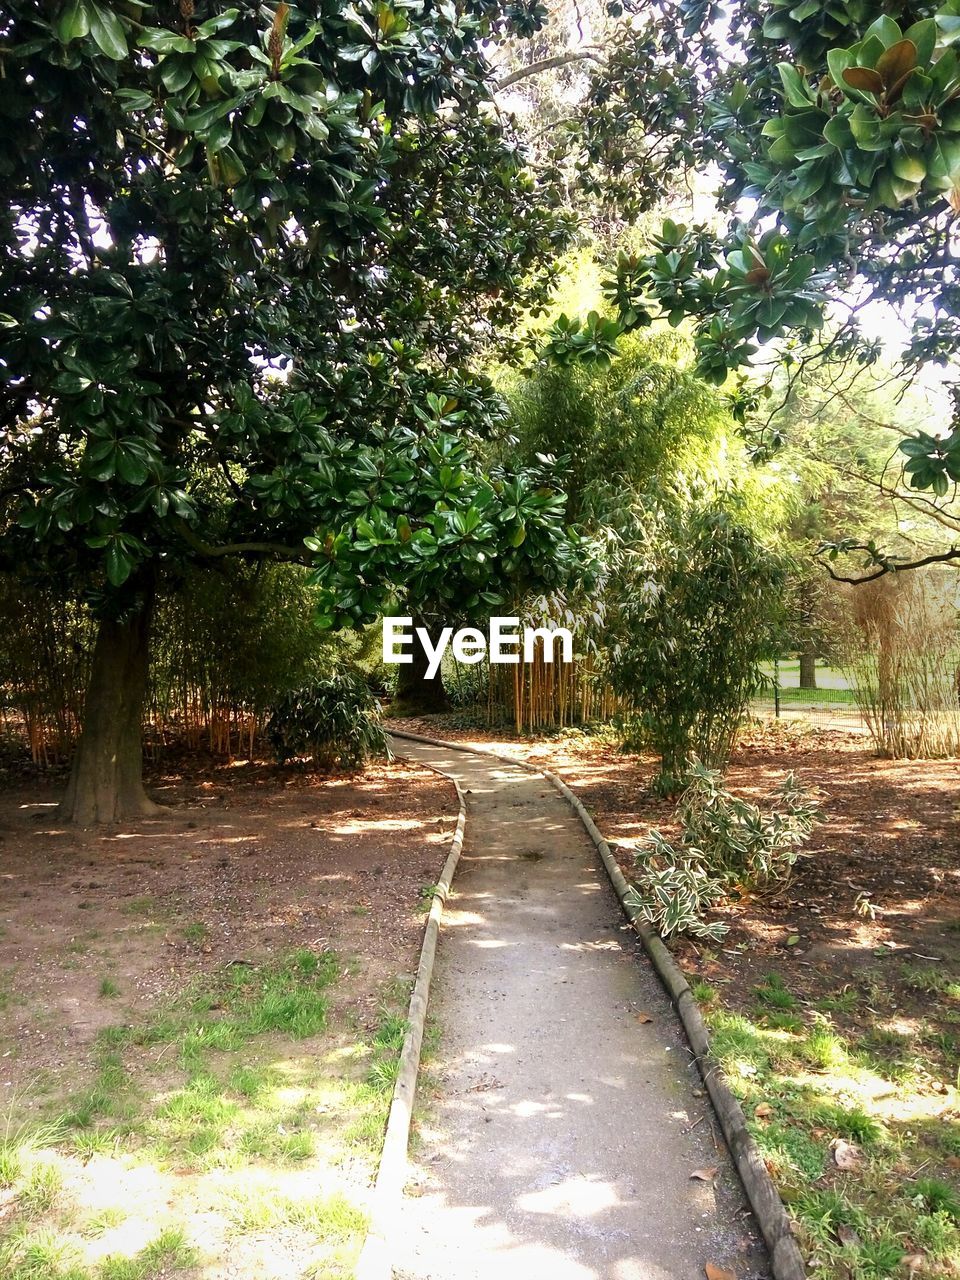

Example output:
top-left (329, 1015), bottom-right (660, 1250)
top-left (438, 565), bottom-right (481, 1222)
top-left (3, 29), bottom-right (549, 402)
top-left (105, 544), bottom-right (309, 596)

top-left (876, 39), bottom-right (918, 89)
top-left (87, 1), bottom-right (128, 60)
top-left (843, 67), bottom-right (884, 95)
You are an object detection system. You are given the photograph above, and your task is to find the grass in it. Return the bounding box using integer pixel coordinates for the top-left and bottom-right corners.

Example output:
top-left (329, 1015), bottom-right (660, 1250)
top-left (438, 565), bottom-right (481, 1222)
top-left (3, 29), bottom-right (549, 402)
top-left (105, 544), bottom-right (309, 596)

top-left (98, 979), bottom-right (119, 999)
top-left (0, 950), bottom-right (411, 1278)
top-left (703, 971), bottom-right (960, 1279)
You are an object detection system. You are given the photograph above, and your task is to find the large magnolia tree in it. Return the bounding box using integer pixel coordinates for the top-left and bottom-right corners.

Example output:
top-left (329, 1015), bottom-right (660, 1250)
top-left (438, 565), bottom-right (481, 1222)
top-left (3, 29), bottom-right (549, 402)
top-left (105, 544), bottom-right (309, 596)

top-left (0, 0), bottom-right (584, 822)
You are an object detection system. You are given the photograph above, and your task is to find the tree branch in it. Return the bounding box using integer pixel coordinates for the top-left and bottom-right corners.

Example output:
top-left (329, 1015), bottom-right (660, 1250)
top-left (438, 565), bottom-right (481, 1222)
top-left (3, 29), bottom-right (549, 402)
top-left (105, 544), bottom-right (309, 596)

top-left (496, 51), bottom-right (602, 90)
top-left (172, 517), bottom-right (311, 563)
top-left (816, 544), bottom-right (960, 584)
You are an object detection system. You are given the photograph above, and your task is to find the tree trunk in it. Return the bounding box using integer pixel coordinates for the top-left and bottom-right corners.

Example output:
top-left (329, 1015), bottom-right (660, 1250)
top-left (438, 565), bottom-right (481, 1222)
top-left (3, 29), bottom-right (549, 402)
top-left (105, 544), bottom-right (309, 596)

top-left (799, 648), bottom-right (818, 690)
top-left (59, 591), bottom-right (160, 825)
top-left (393, 617), bottom-right (449, 713)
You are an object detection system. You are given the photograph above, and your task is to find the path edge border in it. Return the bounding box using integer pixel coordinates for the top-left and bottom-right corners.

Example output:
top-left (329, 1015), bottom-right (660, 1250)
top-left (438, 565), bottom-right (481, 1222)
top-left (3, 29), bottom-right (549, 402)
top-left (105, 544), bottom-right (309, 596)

top-left (388, 727), bottom-right (807, 1280)
top-left (355, 743), bottom-right (468, 1280)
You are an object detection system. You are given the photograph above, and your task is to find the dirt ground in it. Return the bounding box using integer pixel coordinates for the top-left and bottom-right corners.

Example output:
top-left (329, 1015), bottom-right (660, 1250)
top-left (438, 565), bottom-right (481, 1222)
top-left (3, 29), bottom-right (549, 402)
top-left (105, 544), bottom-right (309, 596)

top-left (0, 752), bottom-right (455, 1092)
top-left (0, 748), bottom-right (457, 1279)
top-left (391, 716), bottom-right (960, 1084)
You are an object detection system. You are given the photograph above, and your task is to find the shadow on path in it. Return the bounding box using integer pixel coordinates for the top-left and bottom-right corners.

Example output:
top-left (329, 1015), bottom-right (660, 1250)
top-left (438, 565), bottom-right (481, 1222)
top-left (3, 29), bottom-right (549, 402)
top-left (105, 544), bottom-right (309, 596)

top-left (390, 738), bottom-right (770, 1280)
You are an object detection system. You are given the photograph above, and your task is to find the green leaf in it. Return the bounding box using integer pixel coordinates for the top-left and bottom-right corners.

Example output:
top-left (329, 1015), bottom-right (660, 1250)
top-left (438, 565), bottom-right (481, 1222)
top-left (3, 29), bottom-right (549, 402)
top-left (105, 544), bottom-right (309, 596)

top-left (105, 540), bottom-right (133, 586)
top-left (777, 63), bottom-right (812, 109)
top-left (57, 0), bottom-right (90, 44)
top-left (87, 1), bottom-right (128, 60)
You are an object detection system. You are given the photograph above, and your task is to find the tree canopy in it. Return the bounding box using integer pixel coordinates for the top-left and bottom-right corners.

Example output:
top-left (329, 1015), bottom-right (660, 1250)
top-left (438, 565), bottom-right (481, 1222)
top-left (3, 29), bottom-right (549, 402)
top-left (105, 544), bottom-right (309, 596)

top-left (540, 0), bottom-right (960, 549)
top-left (0, 0), bottom-right (589, 818)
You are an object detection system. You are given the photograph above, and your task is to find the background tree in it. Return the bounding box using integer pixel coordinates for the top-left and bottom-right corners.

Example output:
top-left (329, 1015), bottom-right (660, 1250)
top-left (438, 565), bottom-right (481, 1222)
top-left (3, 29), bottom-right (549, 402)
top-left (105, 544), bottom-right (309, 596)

top-left (558, 0), bottom-right (960, 575)
top-left (0, 0), bottom-right (583, 821)
top-left (607, 491), bottom-right (786, 792)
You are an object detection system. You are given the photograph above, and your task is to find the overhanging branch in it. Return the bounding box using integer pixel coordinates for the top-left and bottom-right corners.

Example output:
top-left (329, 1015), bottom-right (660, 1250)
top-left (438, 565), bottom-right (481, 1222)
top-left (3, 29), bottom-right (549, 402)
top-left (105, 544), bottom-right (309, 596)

top-left (173, 517), bottom-right (311, 563)
top-left (496, 51), bottom-right (602, 90)
top-left (816, 543), bottom-right (960, 585)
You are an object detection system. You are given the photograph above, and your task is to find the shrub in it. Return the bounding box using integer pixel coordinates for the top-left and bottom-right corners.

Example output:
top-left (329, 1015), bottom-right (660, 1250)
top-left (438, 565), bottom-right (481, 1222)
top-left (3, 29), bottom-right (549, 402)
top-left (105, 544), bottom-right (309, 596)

top-left (267, 673), bottom-right (390, 772)
top-left (608, 492), bottom-right (785, 793)
top-left (625, 759), bottom-right (820, 939)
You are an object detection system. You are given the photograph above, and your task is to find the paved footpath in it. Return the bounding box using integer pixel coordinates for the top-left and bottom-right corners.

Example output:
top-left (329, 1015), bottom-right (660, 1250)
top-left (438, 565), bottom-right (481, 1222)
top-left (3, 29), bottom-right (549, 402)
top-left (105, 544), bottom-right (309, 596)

top-left (390, 737), bottom-right (770, 1280)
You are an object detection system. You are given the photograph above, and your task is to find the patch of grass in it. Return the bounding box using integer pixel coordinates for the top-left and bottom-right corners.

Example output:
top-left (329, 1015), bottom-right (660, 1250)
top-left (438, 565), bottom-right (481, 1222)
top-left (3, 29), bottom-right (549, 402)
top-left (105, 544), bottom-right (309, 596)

top-left (16, 1160), bottom-right (64, 1217)
top-left (911, 1177), bottom-right (960, 1220)
top-left (762, 1010), bottom-right (805, 1033)
top-left (691, 980), bottom-right (717, 1005)
top-left (99, 979), bottom-right (119, 999)
top-left (99, 1226), bottom-right (197, 1279)
top-left (221, 1186), bottom-right (366, 1242)
top-left (0, 1140), bottom-right (23, 1187)
top-left (182, 922), bottom-right (208, 945)
top-left (799, 1024), bottom-right (846, 1071)
top-left (814, 987), bottom-right (858, 1015)
top-left (0, 1225), bottom-right (86, 1280)
top-left (753, 1120), bottom-right (826, 1180)
top-left (912, 1210), bottom-right (960, 1262)
top-left (3, 951), bottom-right (403, 1278)
top-left (753, 973), bottom-right (797, 1010)
top-left (84, 1206), bottom-right (128, 1237)
top-left (900, 964), bottom-right (960, 1000)
top-left (703, 994), bottom-right (960, 1280)
top-left (705, 1010), bottom-right (772, 1076)
top-left (62, 1050), bottom-right (133, 1130)
top-left (122, 897), bottom-right (158, 917)
top-left (807, 1102), bottom-right (886, 1147)
top-left (227, 1064), bottom-right (271, 1099)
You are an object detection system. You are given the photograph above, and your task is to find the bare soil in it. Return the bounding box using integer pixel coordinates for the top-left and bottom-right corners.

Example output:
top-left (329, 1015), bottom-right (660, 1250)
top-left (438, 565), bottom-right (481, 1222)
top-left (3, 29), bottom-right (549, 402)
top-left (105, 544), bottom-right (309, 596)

top-left (0, 753), bottom-right (456, 1092)
top-left (0, 750), bottom-right (457, 1279)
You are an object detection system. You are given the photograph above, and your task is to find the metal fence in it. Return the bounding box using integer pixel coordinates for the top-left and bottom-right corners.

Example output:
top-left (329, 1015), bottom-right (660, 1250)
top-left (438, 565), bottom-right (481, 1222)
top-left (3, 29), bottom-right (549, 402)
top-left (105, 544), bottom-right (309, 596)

top-left (749, 661), bottom-right (867, 732)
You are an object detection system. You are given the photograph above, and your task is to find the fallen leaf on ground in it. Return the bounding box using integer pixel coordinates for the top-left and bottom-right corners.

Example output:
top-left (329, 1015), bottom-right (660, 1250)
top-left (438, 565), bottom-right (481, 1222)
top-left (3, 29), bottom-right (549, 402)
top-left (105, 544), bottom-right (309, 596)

top-left (690, 1166), bottom-right (718, 1181)
top-left (837, 1224), bottom-right (861, 1248)
top-left (635, 1012), bottom-right (653, 1024)
top-left (705, 1264), bottom-right (737, 1280)
top-left (831, 1138), bottom-right (861, 1170)
top-left (754, 1102), bottom-right (775, 1119)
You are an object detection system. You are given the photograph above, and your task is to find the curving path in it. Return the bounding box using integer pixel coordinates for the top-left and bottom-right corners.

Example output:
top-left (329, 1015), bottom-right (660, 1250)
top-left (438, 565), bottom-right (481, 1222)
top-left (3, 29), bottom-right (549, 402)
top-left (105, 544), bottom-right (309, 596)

top-left (389, 735), bottom-right (770, 1280)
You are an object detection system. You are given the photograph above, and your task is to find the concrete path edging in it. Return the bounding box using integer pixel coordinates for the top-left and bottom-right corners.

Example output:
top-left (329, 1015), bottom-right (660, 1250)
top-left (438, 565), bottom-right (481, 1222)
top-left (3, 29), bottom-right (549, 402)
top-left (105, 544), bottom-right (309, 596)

top-left (388, 727), bottom-right (808, 1280)
top-left (356, 747), bottom-right (467, 1280)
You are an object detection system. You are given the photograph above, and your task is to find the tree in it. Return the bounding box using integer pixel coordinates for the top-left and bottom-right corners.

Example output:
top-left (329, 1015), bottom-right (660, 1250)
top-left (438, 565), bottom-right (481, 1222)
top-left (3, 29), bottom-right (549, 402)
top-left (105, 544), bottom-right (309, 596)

top-left (553, 0), bottom-right (960, 573)
top-left (607, 491), bottom-right (785, 792)
top-left (0, 0), bottom-right (582, 821)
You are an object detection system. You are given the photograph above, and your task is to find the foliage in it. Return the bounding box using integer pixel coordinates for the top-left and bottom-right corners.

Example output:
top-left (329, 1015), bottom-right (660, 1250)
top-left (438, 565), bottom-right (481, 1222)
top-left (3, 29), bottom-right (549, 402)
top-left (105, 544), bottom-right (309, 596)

top-left (607, 491), bottom-right (786, 790)
top-left (152, 563), bottom-right (323, 720)
top-left (0, 563), bottom-right (327, 760)
top-left (501, 328), bottom-right (733, 522)
top-left (626, 758), bottom-right (821, 939)
top-left (0, 0), bottom-right (583, 639)
top-left (267, 672), bottom-right (389, 771)
top-left (551, 0), bottom-right (960, 535)
top-left (0, 573), bottom-right (92, 761)
top-left (676, 758), bottom-right (820, 884)
top-left (625, 829), bottom-right (730, 939)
